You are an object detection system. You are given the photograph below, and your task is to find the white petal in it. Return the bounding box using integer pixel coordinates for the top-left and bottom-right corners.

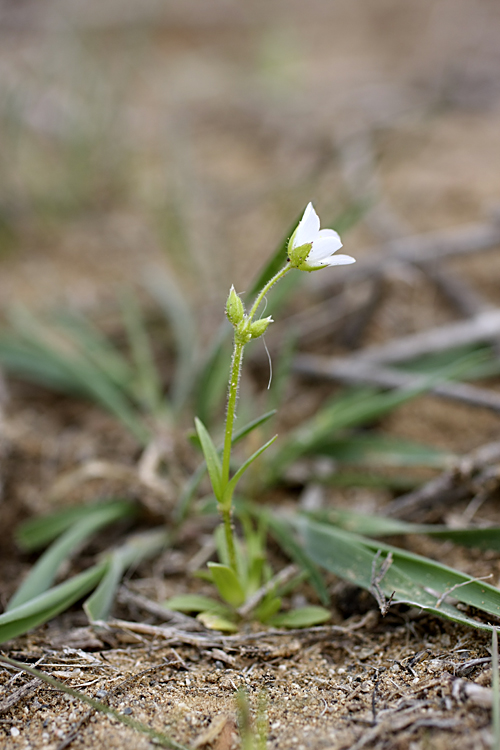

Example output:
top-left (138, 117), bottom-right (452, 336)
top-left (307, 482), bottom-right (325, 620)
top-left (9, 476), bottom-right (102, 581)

top-left (293, 202), bottom-right (320, 248)
top-left (308, 235), bottom-right (343, 262)
top-left (317, 228), bottom-right (340, 240)
top-left (323, 254), bottom-right (356, 266)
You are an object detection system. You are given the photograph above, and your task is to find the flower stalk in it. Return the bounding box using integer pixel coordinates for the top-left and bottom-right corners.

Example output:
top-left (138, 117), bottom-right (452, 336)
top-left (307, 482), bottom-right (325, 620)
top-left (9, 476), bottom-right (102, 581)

top-left (196, 202), bottom-right (354, 578)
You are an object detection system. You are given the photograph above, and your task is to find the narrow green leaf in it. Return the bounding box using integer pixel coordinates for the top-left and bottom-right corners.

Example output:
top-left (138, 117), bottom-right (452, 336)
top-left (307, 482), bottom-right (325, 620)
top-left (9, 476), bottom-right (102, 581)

top-left (268, 606), bottom-right (331, 628)
top-left (7, 306), bottom-right (150, 444)
top-left (223, 435), bottom-right (278, 503)
top-left (197, 612), bottom-right (238, 632)
top-left (165, 594), bottom-right (232, 619)
top-left (8, 501), bottom-right (136, 610)
top-left (254, 594), bottom-right (282, 623)
top-left (16, 500), bottom-right (136, 552)
top-left (84, 529), bottom-right (169, 622)
top-left (145, 271), bottom-right (197, 413)
top-left (315, 508), bottom-right (500, 552)
top-left (0, 654), bottom-right (190, 750)
top-left (194, 417), bottom-right (222, 500)
top-left (232, 410), bottom-right (277, 444)
top-left (316, 434), bottom-right (453, 469)
top-left (0, 562), bottom-right (107, 644)
top-left (53, 311), bottom-right (133, 388)
top-left (119, 289), bottom-right (165, 415)
top-left (249, 506), bottom-right (329, 605)
top-left (207, 562), bottom-right (245, 608)
top-left (299, 517), bottom-right (500, 631)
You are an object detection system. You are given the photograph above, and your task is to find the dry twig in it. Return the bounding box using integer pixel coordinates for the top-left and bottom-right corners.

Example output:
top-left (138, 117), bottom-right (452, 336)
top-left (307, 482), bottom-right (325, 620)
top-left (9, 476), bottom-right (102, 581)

top-left (385, 441), bottom-right (500, 520)
top-left (294, 354), bottom-right (500, 412)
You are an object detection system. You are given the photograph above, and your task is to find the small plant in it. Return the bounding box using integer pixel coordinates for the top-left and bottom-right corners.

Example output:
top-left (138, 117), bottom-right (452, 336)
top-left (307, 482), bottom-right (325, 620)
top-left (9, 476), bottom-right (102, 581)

top-left (169, 203), bottom-right (355, 627)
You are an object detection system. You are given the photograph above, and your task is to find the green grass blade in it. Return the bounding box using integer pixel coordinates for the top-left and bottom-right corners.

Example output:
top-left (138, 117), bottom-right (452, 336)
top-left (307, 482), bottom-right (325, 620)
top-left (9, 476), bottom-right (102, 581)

top-left (232, 410), bottom-right (278, 443)
top-left (84, 529), bottom-right (169, 622)
top-left (119, 289), bottom-right (165, 415)
top-left (0, 336), bottom-right (86, 394)
top-left (7, 306), bottom-right (150, 443)
top-left (8, 501), bottom-right (137, 610)
top-left (243, 504), bottom-right (329, 605)
top-left (314, 434), bottom-right (453, 468)
top-left (145, 271), bottom-right (197, 413)
top-left (312, 508), bottom-right (500, 552)
top-left (16, 499), bottom-right (136, 552)
top-left (0, 655), bottom-right (191, 750)
top-left (0, 562), bottom-right (107, 644)
top-left (194, 324), bottom-right (232, 426)
top-left (53, 311), bottom-right (133, 387)
top-left (299, 517), bottom-right (500, 631)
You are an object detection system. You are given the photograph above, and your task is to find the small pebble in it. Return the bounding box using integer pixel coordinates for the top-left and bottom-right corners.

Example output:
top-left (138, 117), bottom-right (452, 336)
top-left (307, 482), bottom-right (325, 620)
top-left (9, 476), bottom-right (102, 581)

top-left (10, 727), bottom-right (20, 737)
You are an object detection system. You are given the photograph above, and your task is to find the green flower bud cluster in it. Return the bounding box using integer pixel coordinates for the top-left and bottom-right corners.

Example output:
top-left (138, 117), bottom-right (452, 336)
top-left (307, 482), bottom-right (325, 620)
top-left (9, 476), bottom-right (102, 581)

top-left (226, 286), bottom-right (273, 343)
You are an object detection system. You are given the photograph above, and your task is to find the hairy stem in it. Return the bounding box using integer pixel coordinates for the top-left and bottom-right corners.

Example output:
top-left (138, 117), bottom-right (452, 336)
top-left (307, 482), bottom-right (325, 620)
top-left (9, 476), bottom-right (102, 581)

top-left (219, 264), bottom-right (293, 574)
top-left (248, 264), bottom-right (292, 322)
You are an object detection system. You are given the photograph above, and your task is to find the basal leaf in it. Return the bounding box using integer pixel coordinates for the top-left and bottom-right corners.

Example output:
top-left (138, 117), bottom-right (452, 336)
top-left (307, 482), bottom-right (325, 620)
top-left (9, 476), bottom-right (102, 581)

top-left (207, 562), bottom-right (245, 608)
top-left (267, 605), bottom-right (331, 628)
top-left (9, 501), bottom-right (137, 610)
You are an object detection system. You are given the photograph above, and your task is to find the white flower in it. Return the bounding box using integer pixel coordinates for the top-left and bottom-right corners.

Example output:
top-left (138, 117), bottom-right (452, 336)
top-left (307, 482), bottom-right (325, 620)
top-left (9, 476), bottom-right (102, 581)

top-left (287, 202), bottom-right (355, 271)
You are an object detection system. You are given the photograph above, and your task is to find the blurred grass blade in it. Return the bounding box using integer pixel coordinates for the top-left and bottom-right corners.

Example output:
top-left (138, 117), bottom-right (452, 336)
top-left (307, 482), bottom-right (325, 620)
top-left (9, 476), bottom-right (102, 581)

top-left (119, 289), bottom-right (165, 415)
top-left (54, 311), bottom-right (133, 387)
top-left (232, 410), bottom-right (277, 444)
top-left (299, 516), bottom-right (500, 631)
top-left (84, 529), bottom-right (169, 622)
top-left (247, 212), bottom-right (301, 298)
top-left (267, 606), bottom-right (331, 628)
top-left (270, 352), bottom-right (485, 481)
top-left (313, 508), bottom-right (500, 552)
top-left (315, 434), bottom-right (453, 468)
top-left (145, 270), bottom-right (197, 413)
top-left (0, 562), bottom-right (107, 644)
top-left (7, 306), bottom-right (150, 443)
top-left (269, 386), bottom-right (420, 479)
top-left (8, 501), bottom-right (137, 610)
top-left (194, 323), bottom-right (232, 426)
top-left (17, 500), bottom-right (136, 552)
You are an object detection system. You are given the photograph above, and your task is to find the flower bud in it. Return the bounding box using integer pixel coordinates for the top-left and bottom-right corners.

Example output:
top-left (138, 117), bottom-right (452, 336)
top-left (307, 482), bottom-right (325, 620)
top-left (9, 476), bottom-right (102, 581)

top-left (249, 316), bottom-right (273, 339)
top-left (226, 285), bottom-right (245, 327)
